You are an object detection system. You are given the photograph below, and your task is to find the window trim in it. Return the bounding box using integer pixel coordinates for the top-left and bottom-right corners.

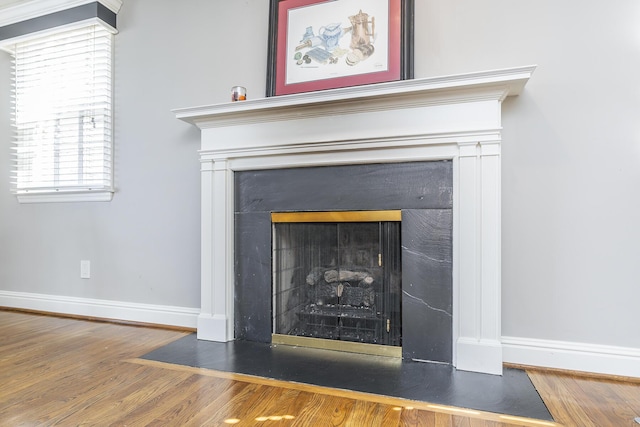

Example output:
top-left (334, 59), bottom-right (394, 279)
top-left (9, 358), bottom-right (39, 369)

top-left (17, 190), bottom-right (114, 204)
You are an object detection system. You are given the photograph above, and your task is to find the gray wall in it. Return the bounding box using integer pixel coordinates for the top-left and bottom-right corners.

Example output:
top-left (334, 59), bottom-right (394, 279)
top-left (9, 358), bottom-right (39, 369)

top-left (415, 1), bottom-right (640, 349)
top-left (0, 0), bottom-right (638, 355)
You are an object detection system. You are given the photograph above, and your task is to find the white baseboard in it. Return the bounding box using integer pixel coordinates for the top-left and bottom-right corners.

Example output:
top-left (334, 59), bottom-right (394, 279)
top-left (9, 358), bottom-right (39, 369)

top-left (456, 337), bottom-right (503, 375)
top-left (197, 313), bottom-right (233, 342)
top-left (502, 336), bottom-right (640, 378)
top-left (0, 290), bottom-right (199, 329)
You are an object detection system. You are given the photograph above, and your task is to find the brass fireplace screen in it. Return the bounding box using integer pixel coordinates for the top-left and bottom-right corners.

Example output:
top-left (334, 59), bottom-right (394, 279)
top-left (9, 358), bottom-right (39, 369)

top-left (271, 210), bottom-right (402, 357)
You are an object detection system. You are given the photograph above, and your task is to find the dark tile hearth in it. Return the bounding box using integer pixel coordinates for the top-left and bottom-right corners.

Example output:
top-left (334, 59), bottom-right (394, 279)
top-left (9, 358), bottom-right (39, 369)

top-left (141, 334), bottom-right (553, 422)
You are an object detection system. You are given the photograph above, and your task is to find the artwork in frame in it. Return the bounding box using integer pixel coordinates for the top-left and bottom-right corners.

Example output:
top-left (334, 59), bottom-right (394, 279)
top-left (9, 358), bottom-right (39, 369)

top-left (266, 0), bottom-right (414, 96)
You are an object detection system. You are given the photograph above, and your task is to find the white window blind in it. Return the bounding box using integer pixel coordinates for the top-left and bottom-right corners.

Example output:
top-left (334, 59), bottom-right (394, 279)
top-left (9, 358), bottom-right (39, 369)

top-left (11, 23), bottom-right (114, 200)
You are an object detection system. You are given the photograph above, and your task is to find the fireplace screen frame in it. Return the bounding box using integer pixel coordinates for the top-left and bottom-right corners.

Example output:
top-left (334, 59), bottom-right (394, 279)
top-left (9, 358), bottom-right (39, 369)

top-left (271, 210), bottom-right (403, 357)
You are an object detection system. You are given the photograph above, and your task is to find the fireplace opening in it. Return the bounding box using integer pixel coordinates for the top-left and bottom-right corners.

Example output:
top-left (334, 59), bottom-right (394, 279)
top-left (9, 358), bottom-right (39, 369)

top-left (271, 211), bottom-right (402, 357)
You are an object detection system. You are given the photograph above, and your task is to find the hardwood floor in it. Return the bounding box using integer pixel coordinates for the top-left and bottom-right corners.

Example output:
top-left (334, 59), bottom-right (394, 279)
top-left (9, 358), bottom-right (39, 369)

top-left (526, 368), bottom-right (640, 427)
top-left (1, 310), bottom-right (638, 426)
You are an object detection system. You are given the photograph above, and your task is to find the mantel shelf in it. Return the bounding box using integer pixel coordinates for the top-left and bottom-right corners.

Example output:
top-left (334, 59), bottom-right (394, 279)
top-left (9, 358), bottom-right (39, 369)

top-left (173, 65), bottom-right (536, 128)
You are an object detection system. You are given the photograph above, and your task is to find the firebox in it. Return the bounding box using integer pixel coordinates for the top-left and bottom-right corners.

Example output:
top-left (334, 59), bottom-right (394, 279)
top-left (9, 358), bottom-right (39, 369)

top-left (271, 211), bottom-right (402, 357)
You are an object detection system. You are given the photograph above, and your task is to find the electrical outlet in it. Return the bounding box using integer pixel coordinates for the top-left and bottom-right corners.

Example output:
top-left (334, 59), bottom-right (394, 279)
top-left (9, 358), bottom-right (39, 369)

top-left (80, 260), bottom-right (91, 279)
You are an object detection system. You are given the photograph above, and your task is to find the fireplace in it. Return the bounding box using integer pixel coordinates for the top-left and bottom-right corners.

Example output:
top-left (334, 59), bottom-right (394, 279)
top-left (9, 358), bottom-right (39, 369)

top-left (271, 211), bottom-right (402, 356)
top-left (174, 65), bottom-right (535, 375)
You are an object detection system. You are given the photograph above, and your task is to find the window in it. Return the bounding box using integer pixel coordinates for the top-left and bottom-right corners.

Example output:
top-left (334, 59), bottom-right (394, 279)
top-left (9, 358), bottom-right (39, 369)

top-left (10, 23), bottom-right (114, 202)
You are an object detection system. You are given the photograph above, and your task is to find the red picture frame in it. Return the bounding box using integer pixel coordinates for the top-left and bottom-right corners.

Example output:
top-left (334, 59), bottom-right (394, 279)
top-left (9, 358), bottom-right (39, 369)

top-left (266, 0), bottom-right (413, 96)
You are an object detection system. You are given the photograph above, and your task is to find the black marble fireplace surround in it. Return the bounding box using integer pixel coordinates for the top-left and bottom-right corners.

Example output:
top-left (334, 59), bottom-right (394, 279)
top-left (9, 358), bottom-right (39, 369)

top-left (234, 160), bottom-right (453, 364)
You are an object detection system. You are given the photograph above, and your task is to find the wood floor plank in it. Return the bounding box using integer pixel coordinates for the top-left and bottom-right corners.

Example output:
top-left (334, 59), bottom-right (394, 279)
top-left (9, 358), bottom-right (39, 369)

top-left (127, 374), bottom-right (234, 426)
top-left (56, 366), bottom-right (192, 426)
top-left (291, 393), bottom-right (351, 425)
top-left (400, 407), bottom-right (437, 427)
top-left (178, 382), bottom-right (257, 427)
top-left (370, 401), bottom-right (405, 426)
top-left (343, 400), bottom-right (382, 426)
top-left (329, 396), bottom-right (356, 426)
top-left (527, 370), bottom-right (599, 427)
top-left (267, 387), bottom-right (315, 423)
top-left (210, 383), bottom-right (286, 424)
top-left (566, 374), bottom-right (640, 426)
top-left (29, 363), bottom-right (157, 425)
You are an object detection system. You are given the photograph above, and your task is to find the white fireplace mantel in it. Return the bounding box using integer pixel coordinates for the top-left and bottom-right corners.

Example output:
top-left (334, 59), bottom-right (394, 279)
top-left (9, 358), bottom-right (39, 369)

top-left (175, 65), bottom-right (535, 375)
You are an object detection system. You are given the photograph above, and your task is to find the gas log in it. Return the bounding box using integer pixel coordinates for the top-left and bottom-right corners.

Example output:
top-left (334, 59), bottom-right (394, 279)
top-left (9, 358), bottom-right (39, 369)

top-left (306, 267), bottom-right (376, 307)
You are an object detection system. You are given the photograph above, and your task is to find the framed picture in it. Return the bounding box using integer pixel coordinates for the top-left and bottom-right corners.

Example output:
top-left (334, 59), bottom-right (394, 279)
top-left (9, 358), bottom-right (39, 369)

top-left (266, 0), bottom-right (414, 96)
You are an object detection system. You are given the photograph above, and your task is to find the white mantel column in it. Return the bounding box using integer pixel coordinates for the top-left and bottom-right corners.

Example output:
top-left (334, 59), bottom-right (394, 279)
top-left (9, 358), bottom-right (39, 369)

top-left (456, 139), bottom-right (503, 375)
top-left (197, 158), bottom-right (234, 341)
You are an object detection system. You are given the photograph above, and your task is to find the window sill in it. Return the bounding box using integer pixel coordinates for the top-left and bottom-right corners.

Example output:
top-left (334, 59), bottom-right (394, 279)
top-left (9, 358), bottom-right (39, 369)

top-left (16, 190), bottom-right (114, 204)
